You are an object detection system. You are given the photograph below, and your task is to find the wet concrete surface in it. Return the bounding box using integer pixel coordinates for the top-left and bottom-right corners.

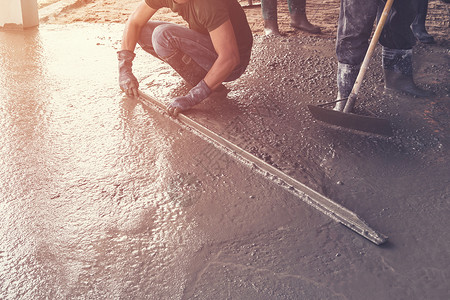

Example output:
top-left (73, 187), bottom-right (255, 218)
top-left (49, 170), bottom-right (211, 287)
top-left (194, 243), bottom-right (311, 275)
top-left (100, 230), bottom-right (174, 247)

top-left (1, 23), bottom-right (450, 299)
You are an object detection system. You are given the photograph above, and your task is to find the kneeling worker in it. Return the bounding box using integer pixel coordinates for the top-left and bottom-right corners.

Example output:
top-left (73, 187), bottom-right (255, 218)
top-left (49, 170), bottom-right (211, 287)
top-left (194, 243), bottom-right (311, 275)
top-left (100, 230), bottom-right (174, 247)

top-left (118, 0), bottom-right (253, 116)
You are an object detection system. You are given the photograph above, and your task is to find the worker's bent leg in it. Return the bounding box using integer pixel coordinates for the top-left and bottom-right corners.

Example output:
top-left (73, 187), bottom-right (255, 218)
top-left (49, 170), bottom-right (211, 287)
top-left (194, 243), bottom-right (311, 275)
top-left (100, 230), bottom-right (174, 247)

top-left (139, 21), bottom-right (245, 82)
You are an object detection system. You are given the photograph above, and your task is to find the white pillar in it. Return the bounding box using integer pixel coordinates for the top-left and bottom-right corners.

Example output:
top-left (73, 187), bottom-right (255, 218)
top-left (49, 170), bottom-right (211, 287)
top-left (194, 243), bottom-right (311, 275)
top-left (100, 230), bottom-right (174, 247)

top-left (0, 0), bottom-right (39, 29)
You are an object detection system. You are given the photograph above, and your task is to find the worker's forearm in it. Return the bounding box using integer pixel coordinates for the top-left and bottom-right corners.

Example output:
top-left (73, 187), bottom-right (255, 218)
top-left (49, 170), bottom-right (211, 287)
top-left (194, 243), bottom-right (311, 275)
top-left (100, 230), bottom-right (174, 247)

top-left (121, 21), bottom-right (142, 52)
top-left (120, 2), bottom-right (156, 52)
top-left (204, 55), bottom-right (240, 90)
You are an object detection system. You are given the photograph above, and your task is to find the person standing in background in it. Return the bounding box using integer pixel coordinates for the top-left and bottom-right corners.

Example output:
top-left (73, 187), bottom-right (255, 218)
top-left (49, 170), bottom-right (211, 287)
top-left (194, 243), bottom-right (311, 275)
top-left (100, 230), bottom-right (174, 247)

top-left (261, 0), bottom-right (321, 35)
top-left (334, 0), bottom-right (433, 112)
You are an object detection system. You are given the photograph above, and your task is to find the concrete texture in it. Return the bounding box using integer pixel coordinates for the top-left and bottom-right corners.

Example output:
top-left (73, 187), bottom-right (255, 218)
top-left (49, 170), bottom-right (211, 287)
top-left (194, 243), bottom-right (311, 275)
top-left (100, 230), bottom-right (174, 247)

top-left (1, 22), bottom-right (449, 300)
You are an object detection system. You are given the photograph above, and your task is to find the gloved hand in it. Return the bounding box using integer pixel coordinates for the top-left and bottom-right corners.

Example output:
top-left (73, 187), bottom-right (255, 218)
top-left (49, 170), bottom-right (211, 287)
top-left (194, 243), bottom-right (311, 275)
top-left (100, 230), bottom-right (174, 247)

top-left (167, 80), bottom-right (212, 117)
top-left (118, 50), bottom-right (139, 97)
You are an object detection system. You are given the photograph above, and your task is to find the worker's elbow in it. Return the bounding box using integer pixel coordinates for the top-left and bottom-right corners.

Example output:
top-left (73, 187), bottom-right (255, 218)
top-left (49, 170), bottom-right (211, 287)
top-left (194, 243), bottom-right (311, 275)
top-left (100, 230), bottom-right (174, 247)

top-left (218, 51), bottom-right (240, 71)
top-left (127, 10), bottom-right (146, 29)
top-left (229, 53), bottom-right (240, 70)
top-left (233, 55), bottom-right (241, 69)
top-left (127, 15), bottom-right (141, 29)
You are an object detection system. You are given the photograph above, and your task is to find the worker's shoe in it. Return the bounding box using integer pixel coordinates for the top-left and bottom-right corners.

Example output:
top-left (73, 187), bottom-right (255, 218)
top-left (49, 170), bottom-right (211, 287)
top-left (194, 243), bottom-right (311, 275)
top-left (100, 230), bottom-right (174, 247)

top-left (411, 0), bottom-right (435, 44)
top-left (411, 24), bottom-right (435, 44)
top-left (261, 0), bottom-right (279, 35)
top-left (290, 8), bottom-right (321, 34)
top-left (334, 62), bottom-right (360, 111)
top-left (163, 51), bottom-right (207, 87)
top-left (264, 19), bottom-right (281, 36)
top-left (382, 47), bottom-right (434, 97)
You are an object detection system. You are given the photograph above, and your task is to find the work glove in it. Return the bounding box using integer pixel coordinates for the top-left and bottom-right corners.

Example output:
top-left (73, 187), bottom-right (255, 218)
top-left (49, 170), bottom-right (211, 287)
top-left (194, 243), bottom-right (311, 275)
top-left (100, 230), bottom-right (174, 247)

top-left (167, 79), bottom-right (211, 117)
top-left (118, 50), bottom-right (139, 97)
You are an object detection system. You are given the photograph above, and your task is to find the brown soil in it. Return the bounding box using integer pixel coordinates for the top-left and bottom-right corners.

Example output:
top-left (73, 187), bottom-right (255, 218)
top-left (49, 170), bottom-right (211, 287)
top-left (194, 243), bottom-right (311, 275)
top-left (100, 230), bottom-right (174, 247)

top-left (42, 0), bottom-right (450, 40)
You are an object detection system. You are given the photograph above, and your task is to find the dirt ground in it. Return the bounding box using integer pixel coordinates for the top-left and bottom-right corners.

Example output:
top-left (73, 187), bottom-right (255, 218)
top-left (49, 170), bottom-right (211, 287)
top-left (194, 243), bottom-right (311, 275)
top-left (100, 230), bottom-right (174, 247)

top-left (40, 0), bottom-right (339, 36)
top-left (40, 0), bottom-right (450, 39)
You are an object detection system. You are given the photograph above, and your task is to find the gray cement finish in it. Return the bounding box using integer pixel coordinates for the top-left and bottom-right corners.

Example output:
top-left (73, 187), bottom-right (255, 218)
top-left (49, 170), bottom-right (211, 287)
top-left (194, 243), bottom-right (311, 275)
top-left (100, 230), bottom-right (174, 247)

top-left (1, 23), bottom-right (449, 299)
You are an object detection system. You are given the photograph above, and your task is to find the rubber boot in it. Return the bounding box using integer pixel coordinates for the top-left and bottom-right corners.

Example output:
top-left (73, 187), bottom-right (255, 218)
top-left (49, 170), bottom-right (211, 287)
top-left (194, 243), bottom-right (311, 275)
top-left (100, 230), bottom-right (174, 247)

top-left (382, 47), bottom-right (434, 97)
top-left (261, 0), bottom-right (280, 36)
top-left (334, 62), bottom-right (360, 111)
top-left (163, 51), bottom-right (207, 87)
top-left (264, 19), bottom-right (281, 36)
top-left (289, 0), bottom-right (321, 34)
top-left (411, 0), bottom-right (435, 44)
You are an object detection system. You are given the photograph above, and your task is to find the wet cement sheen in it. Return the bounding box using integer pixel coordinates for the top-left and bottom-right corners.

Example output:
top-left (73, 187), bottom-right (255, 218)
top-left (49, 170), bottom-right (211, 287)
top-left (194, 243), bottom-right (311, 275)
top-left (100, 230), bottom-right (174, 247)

top-left (1, 24), bottom-right (450, 299)
top-left (0, 24), bottom-right (327, 299)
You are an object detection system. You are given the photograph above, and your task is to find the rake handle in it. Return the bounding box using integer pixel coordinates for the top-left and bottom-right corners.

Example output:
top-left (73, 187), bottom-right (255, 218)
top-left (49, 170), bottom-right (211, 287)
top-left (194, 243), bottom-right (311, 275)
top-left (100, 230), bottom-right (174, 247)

top-left (343, 0), bottom-right (395, 113)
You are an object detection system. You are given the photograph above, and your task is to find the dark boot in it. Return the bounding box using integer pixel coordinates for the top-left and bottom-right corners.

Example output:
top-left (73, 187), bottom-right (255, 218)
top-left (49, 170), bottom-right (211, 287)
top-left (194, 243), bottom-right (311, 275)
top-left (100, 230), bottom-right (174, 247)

top-left (261, 0), bottom-right (280, 36)
top-left (334, 62), bottom-right (360, 111)
top-left (382, 47), bottom-right (434, 97)
top-left (163, 51), bottom-right (207, 87)
top-left (411, 0), bottom-right (435, 44)
top-left (288, 0), bottom-right (321, 34)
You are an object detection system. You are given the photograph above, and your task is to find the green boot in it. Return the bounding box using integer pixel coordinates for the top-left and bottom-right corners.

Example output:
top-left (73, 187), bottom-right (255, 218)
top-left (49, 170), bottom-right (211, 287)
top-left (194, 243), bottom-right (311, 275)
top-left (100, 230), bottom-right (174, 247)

top-left (289, 0), bottom-right (321, 34)
top-left (264, 19), bottom-right (281, 36)
top-left (261, 0), bottom-right (280, 36)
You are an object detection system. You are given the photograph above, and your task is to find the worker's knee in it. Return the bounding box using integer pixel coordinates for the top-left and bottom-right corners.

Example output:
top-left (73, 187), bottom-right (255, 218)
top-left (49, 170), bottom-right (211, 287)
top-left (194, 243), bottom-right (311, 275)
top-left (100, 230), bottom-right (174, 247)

top-left (152, 24), bottom-right (183, 58)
